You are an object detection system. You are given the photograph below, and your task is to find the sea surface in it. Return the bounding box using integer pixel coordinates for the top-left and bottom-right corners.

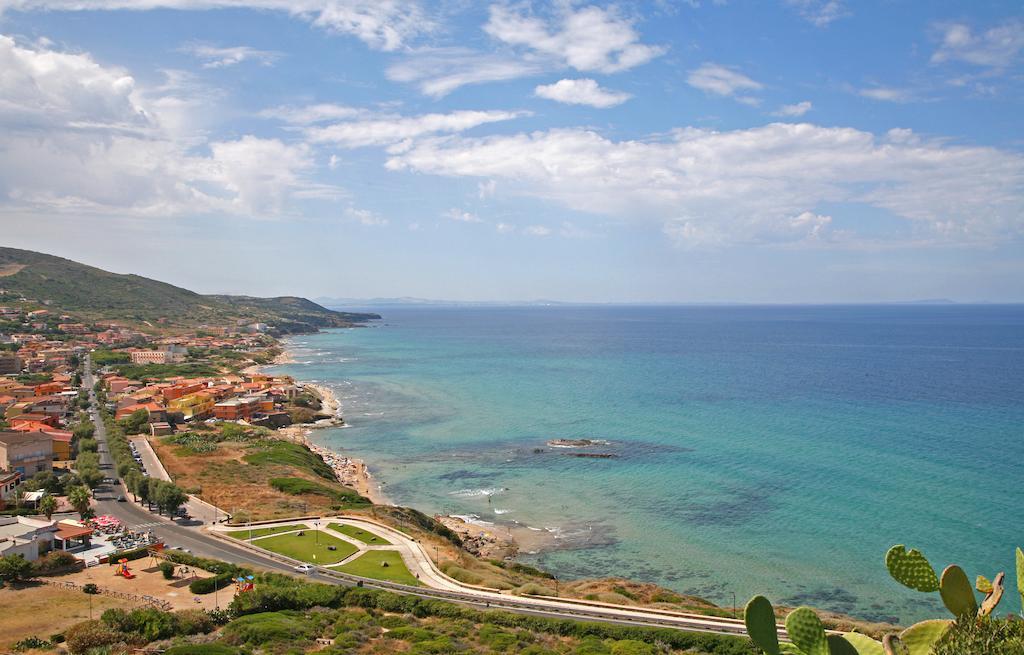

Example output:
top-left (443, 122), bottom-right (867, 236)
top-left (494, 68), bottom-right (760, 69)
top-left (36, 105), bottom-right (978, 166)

top-left (268, 305), bottom-right (1024, 623)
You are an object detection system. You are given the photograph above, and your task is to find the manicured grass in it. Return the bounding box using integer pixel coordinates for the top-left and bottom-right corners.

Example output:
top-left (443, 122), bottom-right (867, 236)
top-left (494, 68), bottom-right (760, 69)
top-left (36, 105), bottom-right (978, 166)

top-left (336, 550), bottom-right (421, 585)
top-left (256, 530), bottom-right (358, 564)
top-left (226, 524), bottom-right (302, 540)
top-left (328, 522), bottom-right (391, 545)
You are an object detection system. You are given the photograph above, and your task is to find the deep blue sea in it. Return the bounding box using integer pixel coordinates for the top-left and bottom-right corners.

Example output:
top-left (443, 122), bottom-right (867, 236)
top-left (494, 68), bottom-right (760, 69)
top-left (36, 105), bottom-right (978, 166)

top-left (269, 305), bottom-right (1024, 623)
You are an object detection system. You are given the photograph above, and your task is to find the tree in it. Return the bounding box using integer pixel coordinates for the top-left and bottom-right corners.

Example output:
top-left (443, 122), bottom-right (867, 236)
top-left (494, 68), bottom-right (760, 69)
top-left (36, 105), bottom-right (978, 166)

top-left (67, 485), bottom-right (91, 519)
top-left (138, 477), bottom-right (153, 509)
top-left (153, 481), bottom-right (187, 516)
top-left (39, 495), bottom-right (57, 521)
top-left (0, 554), bottom-right (33, 584)
top-left (118, 409), bottom-right (150, 435)
top-left (124, 470), bottom-right (142, 502)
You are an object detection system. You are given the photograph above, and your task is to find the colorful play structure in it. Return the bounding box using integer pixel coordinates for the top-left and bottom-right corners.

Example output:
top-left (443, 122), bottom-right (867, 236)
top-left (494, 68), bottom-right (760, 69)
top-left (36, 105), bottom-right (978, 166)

top-left (114, 558), bottom-right (136, 579)
top-left (234, 575), bottom-right (255, 593)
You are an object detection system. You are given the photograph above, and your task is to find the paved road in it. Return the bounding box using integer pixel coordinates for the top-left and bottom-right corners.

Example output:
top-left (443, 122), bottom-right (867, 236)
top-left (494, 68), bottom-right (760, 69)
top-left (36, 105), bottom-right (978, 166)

top-left (80, 355), bottom-right (764, 638)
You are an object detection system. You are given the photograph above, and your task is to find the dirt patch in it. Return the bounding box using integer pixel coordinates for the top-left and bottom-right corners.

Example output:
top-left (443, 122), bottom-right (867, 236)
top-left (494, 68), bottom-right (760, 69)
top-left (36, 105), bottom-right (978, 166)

top-left (59, 560), bottom-right (237, 611)
top-left (151, 437), bottom-right (351, 521)
top-left (0, 583), bottom-right (131, 648)
top-left (0, 263), bottom-right (25, 277)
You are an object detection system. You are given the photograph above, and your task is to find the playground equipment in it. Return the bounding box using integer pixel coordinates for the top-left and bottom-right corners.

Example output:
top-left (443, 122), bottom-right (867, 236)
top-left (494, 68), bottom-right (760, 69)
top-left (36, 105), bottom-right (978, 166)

top-left (114, 558), bottom-right (136, 579)
top-left (234, 575), bottom-right (255, 593)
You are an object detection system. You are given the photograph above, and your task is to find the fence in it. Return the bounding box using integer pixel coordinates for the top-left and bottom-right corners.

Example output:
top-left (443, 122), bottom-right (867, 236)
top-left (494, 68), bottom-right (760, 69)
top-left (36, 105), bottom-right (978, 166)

top-left (38, 578), bottom-right (173, 611)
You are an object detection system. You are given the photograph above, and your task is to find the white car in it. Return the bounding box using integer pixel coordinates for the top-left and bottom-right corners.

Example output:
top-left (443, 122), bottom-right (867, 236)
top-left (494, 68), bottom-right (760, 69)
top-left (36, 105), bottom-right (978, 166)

top-left (294, 564), bottom-right (314, 574)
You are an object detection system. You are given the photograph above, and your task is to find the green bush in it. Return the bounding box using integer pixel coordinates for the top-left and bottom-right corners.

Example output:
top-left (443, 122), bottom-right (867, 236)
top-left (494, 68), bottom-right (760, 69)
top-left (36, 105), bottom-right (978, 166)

top-left (159, 561), bottom-right (176, 579)
top-left (174, 609), bottom-right (216, 635)
top-left (222, 611), bottom-right (316, 646)
top-left (12, 635), bottom-right (51, 651)
top-left (268, 476), bottom-right (369, 505)
top-left (933, 616), bottom-right (1024, 655)
top-left (190, 572), bottom-right (235, 595)
top-left (164, 645), bottom-right (240, 655)
top-left (32, 550), bottom-right (80, 575)
top-left (243, 441), bottom-right (336, 480)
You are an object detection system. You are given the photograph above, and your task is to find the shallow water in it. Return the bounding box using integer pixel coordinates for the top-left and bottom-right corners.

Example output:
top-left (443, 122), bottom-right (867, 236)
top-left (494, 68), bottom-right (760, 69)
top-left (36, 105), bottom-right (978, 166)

top-left (269, 305), bottom-right (1024, 623)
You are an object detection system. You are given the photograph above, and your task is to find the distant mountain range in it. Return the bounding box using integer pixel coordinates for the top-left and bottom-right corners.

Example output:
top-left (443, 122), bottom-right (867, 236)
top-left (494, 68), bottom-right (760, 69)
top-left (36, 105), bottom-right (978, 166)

top-left (0, 247), bottom-right (378, 334)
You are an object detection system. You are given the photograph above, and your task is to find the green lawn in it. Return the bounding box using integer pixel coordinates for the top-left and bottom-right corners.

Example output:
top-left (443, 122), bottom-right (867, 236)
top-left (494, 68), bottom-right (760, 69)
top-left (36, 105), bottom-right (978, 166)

top-left (336, 551), bottom-right (420, 585)
top-left (328, 523), bottom-right (392, 545)
top-left (226, 524), bottom-right (302, 540)
top-left (256, 530), bottom-right (359, 564)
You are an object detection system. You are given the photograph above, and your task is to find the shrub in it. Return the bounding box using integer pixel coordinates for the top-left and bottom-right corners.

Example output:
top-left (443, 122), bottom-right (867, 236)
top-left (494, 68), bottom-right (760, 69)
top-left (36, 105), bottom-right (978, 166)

top-left (64, 620), bottom-right (119, 654)
top-left (164, 645), bottom-right (240, 655)
top-left (190, 572), bottom-right (234, 595)
top-left (268, 477), bottom-right (369, 505)
top-left (222, 611), bottom-right (316, 646)
top-left (933, 615), bottom-right (1024, 655)
top-left (610, 640), bottom-right (657, 655)
top-left (0, 553), bottom-right (34, 583)
top-left (159, 561), bottom-right (176, 579)
top-left (174, 609), bottom-right (216, 635)
top-left (12, 636), bottom-right (51, 651)
top-left (32, 550), bottom-right (80, 575)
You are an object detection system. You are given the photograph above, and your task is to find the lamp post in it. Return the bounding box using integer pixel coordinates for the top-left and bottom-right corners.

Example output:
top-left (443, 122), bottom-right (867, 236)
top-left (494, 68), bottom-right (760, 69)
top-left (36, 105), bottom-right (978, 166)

top-left (314, 520), bottom-right (320, 545)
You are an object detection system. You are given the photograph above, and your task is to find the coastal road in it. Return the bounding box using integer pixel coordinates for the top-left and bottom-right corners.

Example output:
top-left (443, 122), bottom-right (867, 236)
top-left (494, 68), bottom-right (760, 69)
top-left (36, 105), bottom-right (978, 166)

top-left (80, 355), bottom-right (764, 639)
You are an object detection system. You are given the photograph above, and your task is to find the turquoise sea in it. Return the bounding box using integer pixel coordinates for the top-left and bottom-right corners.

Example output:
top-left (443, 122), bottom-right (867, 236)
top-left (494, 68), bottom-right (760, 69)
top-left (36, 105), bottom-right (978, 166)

top-left (269, 305), bottom-right (1024, 623)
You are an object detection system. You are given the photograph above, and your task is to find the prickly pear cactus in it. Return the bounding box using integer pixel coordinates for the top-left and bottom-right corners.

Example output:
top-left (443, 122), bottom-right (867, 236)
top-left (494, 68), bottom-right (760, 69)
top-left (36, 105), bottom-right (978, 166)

top-left (939, 564), bottom-right (978, 617)
top-left (745, 595), bottom-right (781, 655)
top-left (843, 632), bottom-right (884, 655)
top-left (826, 635), bottom-right (859, 655)
top-left (784, 607), bottom-right (829, 655)
top-left (976, 574), bottom-right (993, 594)
top-left (898, 620), bottom-right (950, 655)
top-left (885, 545), bottom-right (939, 592)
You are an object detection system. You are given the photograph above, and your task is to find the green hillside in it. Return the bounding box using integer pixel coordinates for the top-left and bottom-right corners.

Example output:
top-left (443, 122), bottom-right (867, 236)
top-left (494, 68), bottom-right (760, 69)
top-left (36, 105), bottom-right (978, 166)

top-left (0, 247), bottom-right (378, 333)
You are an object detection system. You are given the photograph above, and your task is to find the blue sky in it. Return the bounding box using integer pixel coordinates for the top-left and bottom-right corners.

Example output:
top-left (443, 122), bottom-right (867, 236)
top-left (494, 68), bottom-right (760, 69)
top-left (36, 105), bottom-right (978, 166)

top-left (0, 1), bottom-right (1022, 302)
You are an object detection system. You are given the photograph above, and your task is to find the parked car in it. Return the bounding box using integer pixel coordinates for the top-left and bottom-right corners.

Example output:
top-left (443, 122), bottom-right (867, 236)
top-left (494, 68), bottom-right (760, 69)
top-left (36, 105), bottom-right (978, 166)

top-left (116, 495), bottom-right (126, 502)
top-left (294, 564), bottom-right (314, 574)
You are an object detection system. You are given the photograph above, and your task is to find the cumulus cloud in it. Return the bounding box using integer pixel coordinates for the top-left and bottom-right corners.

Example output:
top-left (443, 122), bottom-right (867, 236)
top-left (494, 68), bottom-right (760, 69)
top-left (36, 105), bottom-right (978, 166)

top-left (931, 19), bottom-right (1024, 69)
top-left (0, 35), bottom-right (327, 217)
top-left (784, 0), bottom-right (848, 28)
top-left (773, 100), bottom-right (812, 117)
top-left (301, 109), bottom-right (528, 148)
top-left (534, 78), bottom-right (631, 108)
top-left (385, 123), bottom-right (1024, 246)
top-left (181, 42), bottom-right (280, 68)
top-left (524, 225), bottom-right (552, 236)
top-left (344, 206), bottom-right (388, 225)
top-left (0, 1), bottom-right (432, 51)
top-left (687, 63), bottom-right (762, 102)
top-left (484, 3), bottom-right (664, 74)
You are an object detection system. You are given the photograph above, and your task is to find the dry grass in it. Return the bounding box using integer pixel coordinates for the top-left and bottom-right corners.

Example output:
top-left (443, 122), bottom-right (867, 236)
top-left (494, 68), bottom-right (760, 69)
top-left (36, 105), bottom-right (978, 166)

top-left (0, 583), bottom-right (130, 648)
top-left (151, 437), bottom-right (347, 521)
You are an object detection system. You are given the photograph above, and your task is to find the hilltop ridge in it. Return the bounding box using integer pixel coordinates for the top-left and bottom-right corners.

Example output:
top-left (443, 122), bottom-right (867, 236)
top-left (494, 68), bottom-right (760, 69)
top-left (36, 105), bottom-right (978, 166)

top-left (0, 247), bottom-right (378, 334)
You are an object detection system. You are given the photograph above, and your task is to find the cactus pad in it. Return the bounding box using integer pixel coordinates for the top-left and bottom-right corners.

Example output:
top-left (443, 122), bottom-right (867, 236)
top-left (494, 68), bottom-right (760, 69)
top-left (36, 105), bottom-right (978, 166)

top-left (744, 595), bottom-right (781, 655)
top-left (885, 545), bottom-right (939, 592)
top-left (827, 635), bottom-right (860, 655)
top-left (976, 575), bottom-right (993, 594)
top-left (1016, 547), bottom-right (1023, 610)
top-left (899, 620), bottom-right (951, 655)
top-left (784, 607), bottom-right (829, 655)
top-left (843, 632), bottom-right (885, 655)
top-left (939, 564), bottom-right (977, 617)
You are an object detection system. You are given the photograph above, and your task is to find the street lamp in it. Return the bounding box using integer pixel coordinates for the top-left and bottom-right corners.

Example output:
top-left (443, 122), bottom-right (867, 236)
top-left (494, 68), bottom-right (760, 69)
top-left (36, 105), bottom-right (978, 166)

top-left (314, 520), bottom-right (320, 545)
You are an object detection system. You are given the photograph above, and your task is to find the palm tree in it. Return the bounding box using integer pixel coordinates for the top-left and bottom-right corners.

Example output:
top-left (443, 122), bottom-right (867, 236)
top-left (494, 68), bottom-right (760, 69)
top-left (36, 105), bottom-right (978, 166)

top-left (39, 495), bottom-right (57, 521)
top-left (67, 486), bottom-right (91, 520)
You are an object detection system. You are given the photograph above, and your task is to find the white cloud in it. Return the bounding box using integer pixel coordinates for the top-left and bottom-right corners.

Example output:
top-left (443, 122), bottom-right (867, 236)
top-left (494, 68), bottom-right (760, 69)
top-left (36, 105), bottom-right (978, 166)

top-left (687, 63), bottom-right (762, 100)
top-left (784, 0), bottom-right (848, 28)
top-left (478, 179), bottom-right (497, 200)
top-left (495, 222), bottom-right (515, 234)
top-left (385, 123), bottom-right (1024, 247)
top-left (302, 109), bottom-right (527, 148)
top-left (0, 35), bottom-right (327, 217)
top-left (0, 1), bottom-right (432, 51)
top-left (858, 86), bottom-right (914, 103)
top-left (484, 4), bottom-right (664, 74)
top-left (386, 47), bottom-right (544, 98)
top-left (931, 20), bottom-right (1024, 69)
top-left (344, 206), bottom-right (388, 225)
top-left (445, 208), bottom-right (482, 223)
top-left (524, 225), bottom-right (552, 237)
top-left (534, 78), bottom-right (631, 108)
top-left (774, 100), bottom-right (812, 117)
top-left (260, 103), bottom-right (362, 125)
top-left (181, 42), bottom-right (280, 68)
